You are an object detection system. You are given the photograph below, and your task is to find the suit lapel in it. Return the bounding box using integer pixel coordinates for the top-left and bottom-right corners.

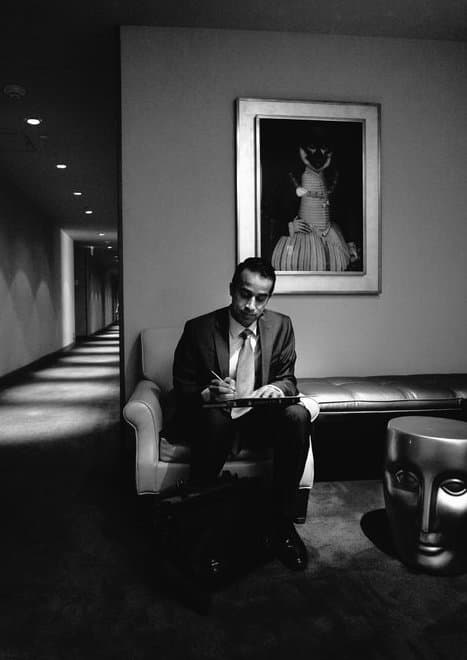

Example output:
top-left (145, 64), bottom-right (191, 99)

top-left (213, 308), bottom-right (230, 378)
top-left (213, 308), bottom-right (275, 384)
top-left (258, 312), bottom-right (273, 386)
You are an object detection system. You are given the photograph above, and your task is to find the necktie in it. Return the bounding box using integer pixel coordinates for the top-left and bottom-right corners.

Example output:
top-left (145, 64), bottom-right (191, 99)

top-left (235, 329), bottom-right (255, 396)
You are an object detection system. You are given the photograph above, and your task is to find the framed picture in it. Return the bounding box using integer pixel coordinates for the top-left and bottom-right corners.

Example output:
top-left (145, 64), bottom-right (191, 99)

top-left (236, 98), bottom-right (381, 294)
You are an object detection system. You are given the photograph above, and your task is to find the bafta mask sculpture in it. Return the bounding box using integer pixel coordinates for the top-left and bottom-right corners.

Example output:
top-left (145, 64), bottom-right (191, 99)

top-left (383, 416), bottom-right (467, 575)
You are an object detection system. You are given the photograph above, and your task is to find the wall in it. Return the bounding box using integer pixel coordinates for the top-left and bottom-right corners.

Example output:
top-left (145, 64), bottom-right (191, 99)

top-left (121, 27), bottom-right (467, 395)
top-left (60, 229), bottom-right (75, 348)
top-left (0, 186), bottom-right (65, 378)
top-left (74, 245), bottom-right (116, 337)
top-left (87, 264), bottom-right (114, 334)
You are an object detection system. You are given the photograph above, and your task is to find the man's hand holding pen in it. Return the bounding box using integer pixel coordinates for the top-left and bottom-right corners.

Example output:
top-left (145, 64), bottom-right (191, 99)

top-left (207, 369), bottom-right (284, 402)
top-left (209, 370), bottom-right (236, 401)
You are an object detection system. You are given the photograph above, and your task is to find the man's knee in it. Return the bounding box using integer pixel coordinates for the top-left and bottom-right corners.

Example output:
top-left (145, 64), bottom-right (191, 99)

top-left (200, 407), bottom-right (231, 430)
top-left (282, 403), bottom-right (310, 428)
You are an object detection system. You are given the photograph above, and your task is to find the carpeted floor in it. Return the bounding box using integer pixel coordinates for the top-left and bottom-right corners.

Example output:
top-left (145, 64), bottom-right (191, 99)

top-left (1, 330), bottom-right (467, 659)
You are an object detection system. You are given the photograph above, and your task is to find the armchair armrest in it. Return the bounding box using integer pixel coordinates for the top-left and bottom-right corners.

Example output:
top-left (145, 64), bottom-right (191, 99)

top-left (123, 379), bottom-right (164, 493)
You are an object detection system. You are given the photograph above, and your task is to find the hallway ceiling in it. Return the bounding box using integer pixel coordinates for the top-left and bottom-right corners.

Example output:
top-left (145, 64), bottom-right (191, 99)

top-left (0, 1), bottom-right (465, 251)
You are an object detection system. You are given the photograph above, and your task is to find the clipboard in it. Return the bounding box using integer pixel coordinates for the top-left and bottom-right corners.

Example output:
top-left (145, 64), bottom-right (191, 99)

top-left (203, 395), bottom-right (301, 408)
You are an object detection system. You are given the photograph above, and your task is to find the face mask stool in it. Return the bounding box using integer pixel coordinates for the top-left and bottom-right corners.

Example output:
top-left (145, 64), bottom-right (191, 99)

top-left (383, 416), bottom-right (467, 575)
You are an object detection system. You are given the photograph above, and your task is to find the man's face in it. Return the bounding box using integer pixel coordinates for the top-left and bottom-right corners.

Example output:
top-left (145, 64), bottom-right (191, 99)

top-left (229, 269), bottom-right (273, 327)
top-left (384, 431), bottom-right (467, 575)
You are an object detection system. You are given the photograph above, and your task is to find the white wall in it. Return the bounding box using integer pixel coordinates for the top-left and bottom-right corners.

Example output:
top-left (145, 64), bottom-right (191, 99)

top-left (74, 245), bottom-right (116, 336)
top-left (121, 27), bottom-right (467, 394)
top-left (60, 229), bottom-right (75, 348)
top-left (0, 186), bottom-right (65, 377)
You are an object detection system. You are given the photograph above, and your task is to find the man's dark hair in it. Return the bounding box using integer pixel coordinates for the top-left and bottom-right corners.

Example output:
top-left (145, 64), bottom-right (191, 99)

top-left (231, 257), bottom-right (276, 293)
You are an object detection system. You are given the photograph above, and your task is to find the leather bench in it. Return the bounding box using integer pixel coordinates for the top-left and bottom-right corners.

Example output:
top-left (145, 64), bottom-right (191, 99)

top-left (298, 373), bottom-right (467, 481)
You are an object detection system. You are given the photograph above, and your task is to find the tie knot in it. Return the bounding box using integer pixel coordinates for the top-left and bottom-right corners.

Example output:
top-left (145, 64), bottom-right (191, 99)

top-left (240, 329), bottom-right (253, 341)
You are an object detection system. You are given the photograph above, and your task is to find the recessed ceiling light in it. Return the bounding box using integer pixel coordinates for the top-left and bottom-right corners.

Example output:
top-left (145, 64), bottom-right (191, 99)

top-left (56, 163), bottom-right (67, 169)
top-left (107, 245), bottom-right (112, 249)
top-left (84, 210), bottom-right (93, 214)
top-left (98, 232), bottom-right (105, 236)
top-left (73, 191), bottom-right (82, 196)
top-left (3, 84), bottom-right (26, 99)
top-left (25, 117), bottom-right (42, 126)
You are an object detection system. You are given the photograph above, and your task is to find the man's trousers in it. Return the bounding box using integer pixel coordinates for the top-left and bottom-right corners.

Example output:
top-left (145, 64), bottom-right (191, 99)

top-left (189, 403), bottom-right (311, 523)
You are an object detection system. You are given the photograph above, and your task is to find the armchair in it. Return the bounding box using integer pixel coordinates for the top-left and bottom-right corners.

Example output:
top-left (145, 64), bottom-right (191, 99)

top-left (123, 327), bottom-right (315, 521)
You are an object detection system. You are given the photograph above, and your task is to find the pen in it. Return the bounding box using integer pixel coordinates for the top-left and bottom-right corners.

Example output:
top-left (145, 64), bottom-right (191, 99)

top-left (210, 369), bottom-right (236, 392)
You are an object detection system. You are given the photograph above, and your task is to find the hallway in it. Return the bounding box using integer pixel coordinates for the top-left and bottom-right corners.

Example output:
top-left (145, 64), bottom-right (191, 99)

top-left (0, 325), bottom-right (123, 496)
top-left (0, 324), bottom-right (147, 659)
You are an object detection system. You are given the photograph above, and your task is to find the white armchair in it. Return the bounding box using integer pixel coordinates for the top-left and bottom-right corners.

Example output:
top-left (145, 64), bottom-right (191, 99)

top-left (123, 327), bottom-right (315, 521)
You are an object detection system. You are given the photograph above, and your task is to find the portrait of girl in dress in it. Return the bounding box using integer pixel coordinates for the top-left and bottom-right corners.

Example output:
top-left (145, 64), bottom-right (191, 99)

top-left (259, 118), bottom-right (364, 273)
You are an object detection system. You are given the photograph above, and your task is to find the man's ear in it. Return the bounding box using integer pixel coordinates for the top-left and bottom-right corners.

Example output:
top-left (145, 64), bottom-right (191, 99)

top-left (229, 281), bottom-right (234, 297)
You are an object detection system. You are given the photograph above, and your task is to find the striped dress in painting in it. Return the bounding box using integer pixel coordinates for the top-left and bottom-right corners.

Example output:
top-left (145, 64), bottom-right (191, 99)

top-left (271, 167), bottom-right (350, 272)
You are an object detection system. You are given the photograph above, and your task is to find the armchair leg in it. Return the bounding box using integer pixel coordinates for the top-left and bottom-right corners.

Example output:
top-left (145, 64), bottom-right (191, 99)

top-left (294, 487), bottom-right (310, 524)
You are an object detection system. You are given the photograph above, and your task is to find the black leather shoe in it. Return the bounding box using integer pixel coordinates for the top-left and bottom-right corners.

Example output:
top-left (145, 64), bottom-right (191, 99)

top-left (274, 523), bottom-right (308, 571)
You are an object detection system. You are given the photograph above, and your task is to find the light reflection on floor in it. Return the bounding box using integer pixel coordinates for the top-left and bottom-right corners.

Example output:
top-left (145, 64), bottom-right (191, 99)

top-left (57, 355), bottom-right (119, 365)
top-left (1, 404), bottom-right (108, 443)
top-left (0, 325), bottom-right (120, 444)
top-left (0, 380), bottom-right (119, 404)
top-left (81, 343), bottom-right (119, 349)
top-left (68, 347), bottom-right (118, 355)
top-left (33, 366), bottom-right (118, 380)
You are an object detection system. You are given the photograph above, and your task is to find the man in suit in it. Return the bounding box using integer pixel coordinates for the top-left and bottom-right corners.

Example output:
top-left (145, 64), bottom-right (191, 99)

top-left (173, 257), bottom-right (311, 571)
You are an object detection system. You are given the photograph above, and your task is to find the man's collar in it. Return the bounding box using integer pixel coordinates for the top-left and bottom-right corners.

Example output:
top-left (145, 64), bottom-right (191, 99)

top-left (229, 311), bottom-right (257, 338)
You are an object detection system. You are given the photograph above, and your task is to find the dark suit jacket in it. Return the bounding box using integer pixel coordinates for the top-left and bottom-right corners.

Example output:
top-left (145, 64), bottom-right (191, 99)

top-left (173, 306), bottom-right (298, 411)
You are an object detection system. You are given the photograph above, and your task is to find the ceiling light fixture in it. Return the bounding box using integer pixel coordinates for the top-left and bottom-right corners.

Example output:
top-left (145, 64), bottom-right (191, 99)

top-left (56, 163), bottom-right (67, 169)
top-left (85, 210), bottom-right (93, 214)
top-left (98, 232), bottom-right (105, 236)
top-left (107, 246), bottom-right (112, 250)
top-left (3, 84), bottom-right (26, 100)
top-left (73, 191), bottom-right (82, 196)
top-left (25, 117), bottom-right (42, 126)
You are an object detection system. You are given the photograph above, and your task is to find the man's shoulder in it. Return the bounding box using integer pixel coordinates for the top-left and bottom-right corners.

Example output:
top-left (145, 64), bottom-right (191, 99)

top-left (184, 307), bottom-right (228, 331)
top-left (261, 309), bottom-right (293, 327)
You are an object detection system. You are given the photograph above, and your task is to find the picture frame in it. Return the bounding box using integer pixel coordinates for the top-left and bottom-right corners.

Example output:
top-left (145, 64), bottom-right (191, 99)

top-left (236, 98), bottom-right (381, 294)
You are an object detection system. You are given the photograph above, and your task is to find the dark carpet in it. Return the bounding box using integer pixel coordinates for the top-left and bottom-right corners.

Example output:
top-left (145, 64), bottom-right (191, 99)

top-left (1, 329), bottom-right (467, 659)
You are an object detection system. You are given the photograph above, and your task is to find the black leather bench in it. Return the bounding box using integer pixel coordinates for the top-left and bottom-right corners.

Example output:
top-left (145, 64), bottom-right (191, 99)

top-left (298, 373), bottom-right (467, 481)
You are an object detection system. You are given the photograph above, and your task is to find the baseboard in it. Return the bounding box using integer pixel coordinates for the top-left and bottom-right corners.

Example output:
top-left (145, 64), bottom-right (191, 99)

top-left (0, 342), bottom-right (75, 389)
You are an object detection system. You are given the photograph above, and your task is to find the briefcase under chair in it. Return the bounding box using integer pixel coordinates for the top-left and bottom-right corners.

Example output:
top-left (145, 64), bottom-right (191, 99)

top-left (153, 472), bottom-right (275, 588)
top-left (123, 327), bottom-right (315, 522)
